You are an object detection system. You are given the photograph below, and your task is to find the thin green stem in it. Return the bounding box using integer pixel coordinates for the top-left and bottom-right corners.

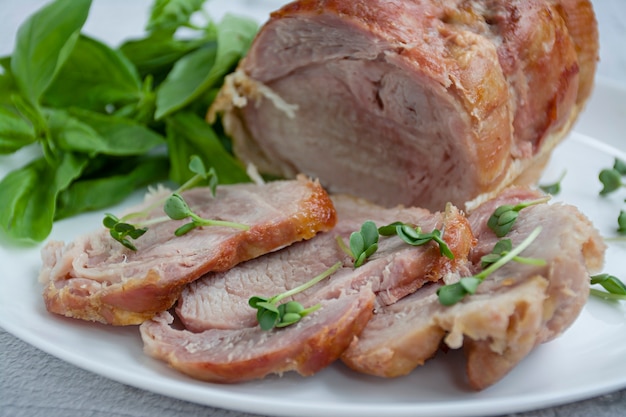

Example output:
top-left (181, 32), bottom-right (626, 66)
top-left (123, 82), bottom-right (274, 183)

top-left (475, 227), bottom-right (543, 281)
top-left (272, 261), bottom-right (342, 304)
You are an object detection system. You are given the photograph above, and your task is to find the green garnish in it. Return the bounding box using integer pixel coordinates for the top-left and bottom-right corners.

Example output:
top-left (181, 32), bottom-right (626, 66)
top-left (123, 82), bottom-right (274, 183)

top-left (539, 171), bottom-right (566, 195)
top-left (480, 238), bottom-right (547, 269)
top-left (618, 210), bottom-right (626, 235)
top-left (437, 227), bottom-right (543, 306)
top-left (379, 222), bottom-right (454, 259)
top-left (103, 155), bottom-right (248, 249)
top-left (590, 273), bottom-right (626, 301)
top-left (336, 221), bottom-right (379, 267)
top-left (487, 198), bottom-right (550, 237)
top-left (599, 159), bottom-right (626, 195)
top-left (0, 0), bottom-right (256, 243)
top-left (248, 262), bottom-right (342, 330)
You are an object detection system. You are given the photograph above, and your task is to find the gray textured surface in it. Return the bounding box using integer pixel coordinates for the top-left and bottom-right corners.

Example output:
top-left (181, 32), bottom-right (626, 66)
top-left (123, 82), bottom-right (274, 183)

top-left (1, 1), bottom-right (625, 417)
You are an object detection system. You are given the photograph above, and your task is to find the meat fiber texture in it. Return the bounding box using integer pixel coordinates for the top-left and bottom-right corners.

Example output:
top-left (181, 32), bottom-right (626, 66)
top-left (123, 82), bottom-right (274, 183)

top-left (208, 0), bottom-right (599, 212)
top-left (139, 195), bottom-right (473, 382)
top-left (341, 188), bottom-right (605, 390)
top-left (39, 177), bottom-right (336, 325)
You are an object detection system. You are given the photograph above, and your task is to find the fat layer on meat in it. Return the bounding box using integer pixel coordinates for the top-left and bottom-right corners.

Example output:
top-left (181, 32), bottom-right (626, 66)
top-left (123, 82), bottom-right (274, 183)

top-left (140, 195), bottom-right (473, 382)
top-left (341, 187), bottom-right (605, 390)
top-left (39, 177), bottom-right (336, 325)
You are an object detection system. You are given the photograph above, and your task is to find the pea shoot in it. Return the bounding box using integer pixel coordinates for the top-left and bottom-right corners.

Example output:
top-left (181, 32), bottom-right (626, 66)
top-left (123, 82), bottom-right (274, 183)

top-left (336, 221), bottom-right (379, 267)
top-left (590, 273), bottom-right (626, 301)
top-left (248, 262), bottom-right (342, 330)
top-left (103, 155), bottom-right (249, 250)
top-left (618, 210), bottom-right (626, 235)
top-left (437, 227), bottom-right (543, 306)
top-left (378, 222), bottom-right (454, 259)
top-left (487, 197), bottom-right (550, 237)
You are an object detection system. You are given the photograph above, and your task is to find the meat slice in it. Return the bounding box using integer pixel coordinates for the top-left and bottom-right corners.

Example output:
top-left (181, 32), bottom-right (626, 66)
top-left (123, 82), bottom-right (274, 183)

top-left (209, 0), bottom-right (597, 211)
top-left (39, 177), bottom-right (336, 325)
top-left (139, 195), bottom-right (473, 382)
top-left (341, 187), bottom-right (605, 390)
top-left (176, 195), bottom-right (473, 332)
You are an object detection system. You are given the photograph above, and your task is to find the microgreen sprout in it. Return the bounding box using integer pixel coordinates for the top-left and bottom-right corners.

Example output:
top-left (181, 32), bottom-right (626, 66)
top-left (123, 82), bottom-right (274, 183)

top-left (480, 238), bottom-right (547, 269)
top-left (248, 262), bottom-right (342, 330)
top-left (618, 210), bottom-right (626, 235)
top-left (102, 155), bottom-right (248, 249)
top-left (539, 171), bottom-right (566, 195)
top-left (599, 158), bottom-right (626, 196)
top-left (437, 227), bottom-right (543, 306)
top-left (487, 197), bottom-right (550, 237)
top-left (590, 273), bottom-right (626, 301)
top-left (336, 221), bottom-right (379, 267)
top-left (163, 193), bottom-right (249, 236)
top-left (378, 222), bottom-right (454, 259)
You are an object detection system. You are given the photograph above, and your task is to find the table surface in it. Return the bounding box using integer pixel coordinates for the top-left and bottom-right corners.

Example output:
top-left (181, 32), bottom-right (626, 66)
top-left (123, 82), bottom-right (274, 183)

top-left (1, 1), bottom-right (625, 417)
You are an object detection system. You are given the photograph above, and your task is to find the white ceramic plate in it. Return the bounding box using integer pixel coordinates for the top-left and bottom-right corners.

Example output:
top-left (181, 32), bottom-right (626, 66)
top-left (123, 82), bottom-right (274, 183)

top-left (1, 2), bottom-right (626, 417)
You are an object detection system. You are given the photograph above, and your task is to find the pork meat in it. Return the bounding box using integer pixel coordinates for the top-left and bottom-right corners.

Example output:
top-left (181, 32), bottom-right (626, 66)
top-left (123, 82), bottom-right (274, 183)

top-left (139, 195), bottom-right (473, 382)
top-left (39, 177), bottom-right (336, 325)
top-left (341, 187), bottom-right (605, 390)
top-left (209, 0), bottom-right (598, 211)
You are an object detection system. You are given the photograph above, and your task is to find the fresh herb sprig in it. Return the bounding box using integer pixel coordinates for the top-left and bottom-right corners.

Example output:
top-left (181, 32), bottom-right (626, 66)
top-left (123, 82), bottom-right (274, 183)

top-left (103, 156), bottom-right (248, 250)
top-left (480, 238), bottom-right (547, 268)
top-left (378, 222), bottom-right (454, 259)
top-left (599, 158), bottom-right (626, 195)
top-left (336, 221), bottom-right (379, 267)
top-left (487, 197), bottom-right (550, 237)
top-left (248, 262), bottom-right (342, 330)
top-left (437, 227), bottom-right (543, 306)
top-left (590, 273), bottom-right (626, 301)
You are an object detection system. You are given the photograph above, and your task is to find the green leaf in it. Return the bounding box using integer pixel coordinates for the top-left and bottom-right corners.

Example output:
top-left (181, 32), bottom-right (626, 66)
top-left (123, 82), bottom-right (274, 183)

top-left (155, 14), bottom-right (257, 119)
top-left (0, 107), bottom-right (37, 154)
top-left (0, 153), bottom-right (87, 242)
top-left (613, 159), bottom-right (626, 176)
top-left (618, 210), bottom-right (626, 235)
top-left (47, 108), bottom-right (165, 156)
top-left (11, 0), bottom-right (92, 104)
top-left (164, 111), bottom-right (248, 185)
top-left (44, 35), bottom-right (142, 111)
top-left (599, 168), bottom-right (623, 195)
top-left (146, 0), bottom-right (205, 33)
top-left (119, 32), bottom-right (207, 84)
top-left (164, 193), bottom-right (191, 220)
top-left (437, 282), bottom-right (468, 306)
top-left (55, 156), bottom-right (169, 220)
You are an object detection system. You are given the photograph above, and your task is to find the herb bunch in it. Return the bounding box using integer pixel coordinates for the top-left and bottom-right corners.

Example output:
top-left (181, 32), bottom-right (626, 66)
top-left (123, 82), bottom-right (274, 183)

top-left (0, 0), bottom-right (256, 243)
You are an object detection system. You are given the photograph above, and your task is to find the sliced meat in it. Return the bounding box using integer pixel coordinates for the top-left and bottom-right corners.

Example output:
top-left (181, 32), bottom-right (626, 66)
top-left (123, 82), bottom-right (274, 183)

top-left (141, 290), bottom-right (375, 383)
top-left (341, 187), bottom-right (605, 390)
top-left (140, 195), bottom-right (473, 382)
top-left (39, 177), bottom-right (336, 325)
top-left (176, 194), bottom-right (473, 332)
top-left (209, 0), bottom-right (597, 211)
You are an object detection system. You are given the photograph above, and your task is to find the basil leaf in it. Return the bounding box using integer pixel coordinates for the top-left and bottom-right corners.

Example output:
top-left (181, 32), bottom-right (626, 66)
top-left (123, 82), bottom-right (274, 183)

top-left (0, 107), bottom-right (37, 154)
top-left (0, 57), bottom-right (20, 108)
top-left (155, 14), bottom-right (257, 119)
top-left (44, 35), bottom-right (142, 111)
top-left (119, 32), bottom-right (207, 84)
top-left (147, 0), bottom-right (205, 33)
top-left (10, 0), bottom-right (92, 104)
top-left (165, 111), bottom-right (248, 184)
top-left (48, 108), bottom-right (165, 155)
top-left (55, 156), bottom-right (169, 220)
top-left (0, 153), bottom-right (88, 242)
